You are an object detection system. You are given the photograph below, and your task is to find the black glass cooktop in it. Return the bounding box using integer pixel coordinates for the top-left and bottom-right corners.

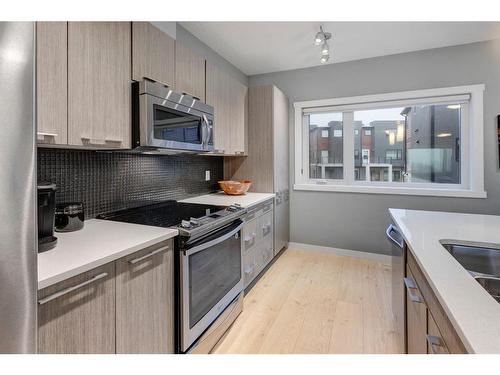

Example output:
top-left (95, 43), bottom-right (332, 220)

top-left (97, 200), bottom-right (226, 228)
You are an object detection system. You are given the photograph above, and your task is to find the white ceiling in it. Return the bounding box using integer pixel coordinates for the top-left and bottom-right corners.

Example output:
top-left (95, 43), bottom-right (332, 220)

top-left (180, 22), bottom-right (500, 75)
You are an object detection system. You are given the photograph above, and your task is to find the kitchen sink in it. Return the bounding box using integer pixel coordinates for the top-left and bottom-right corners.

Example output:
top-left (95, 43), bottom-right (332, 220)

top-left (474, 276), bottom-right (500, 303)
top-left (441, 242), bottom-right (500, 303)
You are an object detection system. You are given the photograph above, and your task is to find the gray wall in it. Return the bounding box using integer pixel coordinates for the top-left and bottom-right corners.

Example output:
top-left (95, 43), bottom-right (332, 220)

top-left (249, 40), bottom-right (500, 255)
top-left (176, 24), bottom-right (248, 86)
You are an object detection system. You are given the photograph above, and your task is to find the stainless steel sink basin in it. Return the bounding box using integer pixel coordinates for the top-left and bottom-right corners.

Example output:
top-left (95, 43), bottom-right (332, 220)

top-left (474, 276), bottom-right (500, 303)
top-left (441, 242), bottom-right (500, 303)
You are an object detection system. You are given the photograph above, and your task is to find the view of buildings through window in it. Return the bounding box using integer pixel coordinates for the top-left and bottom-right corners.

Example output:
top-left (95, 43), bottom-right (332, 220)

top-left (308, 104), bottom-right (461, 184)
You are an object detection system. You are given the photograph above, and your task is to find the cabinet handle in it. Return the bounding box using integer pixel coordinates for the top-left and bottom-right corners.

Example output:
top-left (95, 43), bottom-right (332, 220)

top-left (81, 137), bottom-right (122, 146)
top-left (262, 224), bottom-right (272, 236)
top-left (128, 245), bottom-right (169, 264)
top-left (37, 132), bottom-right (58, 142)
top-left (404, 277), bottom-right (423, 303)
top-left (38, 272), bottom-right (108, 305)
top-left (213, 149), bottom-right (225, 154)
top-left (246, 212), bottom-right (256, 221)
top-left (426, 335), bottom-right (444, 354)
top-left (244, 233), bottom-right (256, 249)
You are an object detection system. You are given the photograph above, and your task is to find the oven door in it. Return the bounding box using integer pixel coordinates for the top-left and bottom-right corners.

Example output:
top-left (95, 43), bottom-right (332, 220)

top-left (142, 94), bottom-right (213, 152)
top-left (180, 219), bottom-right (244, 352)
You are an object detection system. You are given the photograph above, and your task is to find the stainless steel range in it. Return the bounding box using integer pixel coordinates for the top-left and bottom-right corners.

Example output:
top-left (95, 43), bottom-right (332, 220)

top-left (98, 200), bottom-right (246, 353)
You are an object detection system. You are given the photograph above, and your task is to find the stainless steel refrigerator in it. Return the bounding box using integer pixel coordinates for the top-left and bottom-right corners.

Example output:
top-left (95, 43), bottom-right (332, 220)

top-left (0, 22), bottom-right (37, 353)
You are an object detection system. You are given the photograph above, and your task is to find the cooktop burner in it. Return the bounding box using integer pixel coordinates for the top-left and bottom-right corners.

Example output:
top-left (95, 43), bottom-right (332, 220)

top-left (97, 200), bottom-right (246, 240)
top-left (97, 200), bottom-right (226, 228)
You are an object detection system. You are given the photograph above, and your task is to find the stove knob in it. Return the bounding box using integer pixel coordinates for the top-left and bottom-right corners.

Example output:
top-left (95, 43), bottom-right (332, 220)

top-left (181, 220), bottom-right (191, 228)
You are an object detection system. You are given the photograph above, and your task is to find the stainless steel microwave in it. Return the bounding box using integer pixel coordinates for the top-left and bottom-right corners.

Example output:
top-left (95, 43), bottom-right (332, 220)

top-left (132, 80), bottom-right (214, 153)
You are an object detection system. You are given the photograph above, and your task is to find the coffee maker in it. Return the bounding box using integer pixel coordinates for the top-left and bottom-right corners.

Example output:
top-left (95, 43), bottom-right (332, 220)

top-left (38, 182), bottom-right (57, 252)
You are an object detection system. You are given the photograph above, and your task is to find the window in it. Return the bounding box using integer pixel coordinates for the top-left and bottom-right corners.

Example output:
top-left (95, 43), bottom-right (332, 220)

top-left (294, 85), bottom-right (486, 198)
top-left (321, 130), bottom-right (329, 138)
top-left (308, 112), bottom-right (343, 180)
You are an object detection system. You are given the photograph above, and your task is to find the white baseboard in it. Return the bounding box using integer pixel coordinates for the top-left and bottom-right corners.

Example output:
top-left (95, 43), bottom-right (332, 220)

top-left (288, 242), bottom-right (392, 265)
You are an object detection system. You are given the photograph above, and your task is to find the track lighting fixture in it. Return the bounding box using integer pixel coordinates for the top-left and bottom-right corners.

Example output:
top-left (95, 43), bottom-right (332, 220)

top-left (314, 26), bottom-right (332, 64)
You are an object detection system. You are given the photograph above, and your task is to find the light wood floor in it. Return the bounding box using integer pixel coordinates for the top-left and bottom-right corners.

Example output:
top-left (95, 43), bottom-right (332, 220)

top-left (213, 248), bottom-right (402, 354)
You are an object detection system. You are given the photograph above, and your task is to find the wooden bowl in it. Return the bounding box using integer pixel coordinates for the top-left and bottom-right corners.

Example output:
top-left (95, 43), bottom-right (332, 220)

top-left (218, 180), bottom-right (252, 195)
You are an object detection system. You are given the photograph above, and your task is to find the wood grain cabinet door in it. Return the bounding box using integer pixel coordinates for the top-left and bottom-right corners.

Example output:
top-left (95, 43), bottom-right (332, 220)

top-left (37, 263), bottom-right (115, 354)
top-left (405, 266), bottom-right (428, 354)
top-left (206, 61), bottom-right (231, 154)
top-left (68, 22), bottom-right (131, 149)
top-left (175, 41), bottom-right (206, 101)
top-left (115, 240), bottom-right (174, 354)
top-left (132, 22), bottom-right (175, 87)
top-left (427, 312), bottom-right (450, 354)
top-left (229, 78), bottom-right (248, 155)
top-left (36, 22), bottom-right (68, 145)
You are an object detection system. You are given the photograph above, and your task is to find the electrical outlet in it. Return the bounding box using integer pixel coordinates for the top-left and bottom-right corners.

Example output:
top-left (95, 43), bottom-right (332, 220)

top-left (205, 170), bottom-right (210, 181)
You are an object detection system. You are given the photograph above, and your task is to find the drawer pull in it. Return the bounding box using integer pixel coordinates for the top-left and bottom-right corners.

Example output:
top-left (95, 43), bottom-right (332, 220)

top-left (244, 234), bottom-right (256, 249)
top-left (81, 137), bottom-right (122, 146)
top-left (244, 265), bottom-right (254, 275)
top-left (426, 335), bottom-right (444, 354)
top-left (37, 132), bottom-right (58, 142)
top-left (404, 277), bottom-right (423, 303)
top-left (38, 273), bottom-right (108, 305)
top-left (262, 224), bottom-right (272, 236)
top-left (128, 246), bottom-right (169, 264)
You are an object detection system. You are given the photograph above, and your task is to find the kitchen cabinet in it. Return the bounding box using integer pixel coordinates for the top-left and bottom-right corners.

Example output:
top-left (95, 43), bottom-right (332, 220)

top-left (132, 22), bottom-right (175, 87)
top-left (405, 265), bottom-right (427, 354)
top-left (427, 312), bottom-right (450, 354)
top-left (403, 248), bottom-right (468, 354)
top-left (68, 22), bottom-right (131, 149)
top-left (225, 85), bottom-right (289, 255)
top-left (38, 263), bottom-right (115, 354)
top-left (38, 240), bottom-right (175, 354)
top-left (175, 41), bottom-right (206, 101)
top-left (115, 240), bottom-right (174, 354)
top-left (36, 22), bottom-right (68, 145)
top-left (206, 61), bottom-right (247, 155)
top-left (242, 199), bottom-right (274, 288)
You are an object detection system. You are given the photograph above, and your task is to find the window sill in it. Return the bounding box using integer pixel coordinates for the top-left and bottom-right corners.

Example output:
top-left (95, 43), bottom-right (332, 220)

top-left (293, 183), bottom-right (487, 198)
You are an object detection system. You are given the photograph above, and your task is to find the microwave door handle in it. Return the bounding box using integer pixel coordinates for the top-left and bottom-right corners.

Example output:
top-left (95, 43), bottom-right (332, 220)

top-left (201, 115), bottom-right (210, 148)
top-left (184, 221), bottom-right (244, 256)
top-left (202, 114), bottom-right (210, 148)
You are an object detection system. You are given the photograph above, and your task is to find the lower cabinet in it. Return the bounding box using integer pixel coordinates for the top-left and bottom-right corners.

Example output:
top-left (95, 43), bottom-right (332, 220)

top-left (404, 249), bottom-right (468, 354)
top-left (405, 266), bottom-right (427, 354)
top-left (115, 241), bottom-right (174, 354)
top-left (38, 239), bottom-right (174, 354)
top-left (38, 263), bottom-right (116, 354)
top-left (242, 199), bottom-right (274, 288)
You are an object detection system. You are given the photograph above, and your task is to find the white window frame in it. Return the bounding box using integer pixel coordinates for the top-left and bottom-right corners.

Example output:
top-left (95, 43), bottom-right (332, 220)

top-left (294, 84), bottom-right (486, 198)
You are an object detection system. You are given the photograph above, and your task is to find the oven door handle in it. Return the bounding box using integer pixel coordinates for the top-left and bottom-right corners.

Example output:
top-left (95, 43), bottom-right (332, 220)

top-left (184, 221), bottom-right (244, 256)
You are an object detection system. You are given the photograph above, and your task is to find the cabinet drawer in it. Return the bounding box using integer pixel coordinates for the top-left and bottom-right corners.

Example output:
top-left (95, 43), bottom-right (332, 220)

top-left (405, 265), bottom-right (428, 354)
top-left (243, 246), bottom-right (256, 288)
top-left (242, 218), bottom-right (258, 252)
top-left (256, 235), bottom-right (274, 273)
top-left (427, 311), bottom-right (450, 354)
top-left (257, 211), bottom-right (273, 242)
top-left (38, 262), bottom-right (115, 354)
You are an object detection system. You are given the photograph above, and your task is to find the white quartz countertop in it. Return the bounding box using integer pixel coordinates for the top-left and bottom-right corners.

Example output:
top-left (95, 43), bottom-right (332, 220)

top-left (38, 219), bottom-right (178, 290)
top-left (389, 208), bottom-right (500, 353)
top-left (180, 191), bottom-right (275, 208)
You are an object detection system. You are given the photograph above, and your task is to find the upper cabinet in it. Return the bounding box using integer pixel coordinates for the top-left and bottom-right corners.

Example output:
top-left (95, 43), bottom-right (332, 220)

top-left (174, 41), bottom-right (206, 101)
top-left (68, 22), bottom-right (131, 149)
top-left (36, 22), bottom-right (68, 145)
top-left (132, 22), bottom-right (175, 88)
top-left (206, 61), bottom-right (247, 156)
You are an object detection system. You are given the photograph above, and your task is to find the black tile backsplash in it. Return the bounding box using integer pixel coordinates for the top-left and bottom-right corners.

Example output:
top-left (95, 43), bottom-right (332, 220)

top-left (37, 148), bottom-right (223, 219)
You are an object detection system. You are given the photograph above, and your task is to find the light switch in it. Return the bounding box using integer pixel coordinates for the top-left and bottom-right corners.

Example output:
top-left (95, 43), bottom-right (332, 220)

top-left (205, 170), bottom-right (210, 181)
